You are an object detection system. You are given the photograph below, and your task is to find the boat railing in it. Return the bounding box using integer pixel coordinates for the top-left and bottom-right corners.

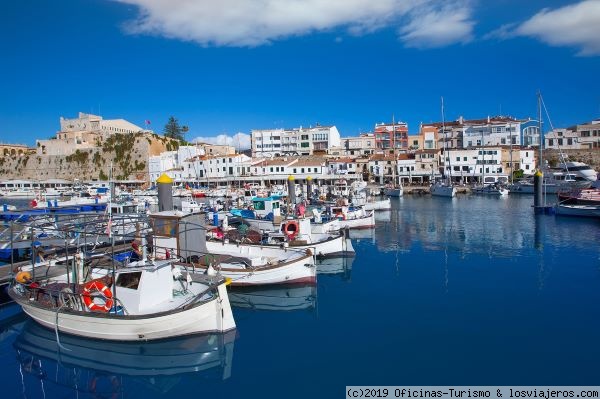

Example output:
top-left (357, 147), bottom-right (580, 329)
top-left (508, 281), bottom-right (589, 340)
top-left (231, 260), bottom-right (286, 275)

top-left (12, 280), bottom-right (132, 315)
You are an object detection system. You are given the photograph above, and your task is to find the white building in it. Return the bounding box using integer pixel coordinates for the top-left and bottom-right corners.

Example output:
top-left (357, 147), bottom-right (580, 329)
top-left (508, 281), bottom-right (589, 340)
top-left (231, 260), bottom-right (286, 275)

top-left (251, 124), bottom-right (341, 157)
top-left (545, 128), bottom-right (580, 150)
top-left (445, 147), bottom-right (507, 183)
top-left (148, 146), bottom-right (203, 182)
top-left (328, 134), bottom-right (376, 157)
top-left (184, 154), bottom-right (254, 181)
top-left (573, 119), bottom-right (600, 150)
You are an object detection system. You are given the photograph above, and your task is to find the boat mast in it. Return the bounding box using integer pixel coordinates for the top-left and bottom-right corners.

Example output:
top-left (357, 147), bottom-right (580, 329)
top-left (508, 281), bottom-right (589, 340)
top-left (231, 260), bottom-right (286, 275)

top-left (509, 120), bottom-right (513, 185)
top-left (537, 91), bottom-right (543, 169)
top-left (392, 115), bottom-right (396, 187)
top-left (441, 97), bottom-right (451, 185)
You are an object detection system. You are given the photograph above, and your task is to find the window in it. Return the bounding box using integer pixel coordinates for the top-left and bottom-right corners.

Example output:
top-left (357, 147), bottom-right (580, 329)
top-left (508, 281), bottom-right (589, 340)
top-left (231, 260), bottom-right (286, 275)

top-left (568, 138), bottom-right (573, 145)
top-left (301, 168), bottom-right (305, 173)
top-left (301, 134), bottom-right (309, 140)
top-left (456, 157), bottom-right (460, 161)
top-left (116, 272), bottom-right (142, 290)
top-left (300, 142), bottom-right (309, 148)
top-left (548, 139), bottom-right (554, 146)
top-left (463, 157), bottom-right (467, 161)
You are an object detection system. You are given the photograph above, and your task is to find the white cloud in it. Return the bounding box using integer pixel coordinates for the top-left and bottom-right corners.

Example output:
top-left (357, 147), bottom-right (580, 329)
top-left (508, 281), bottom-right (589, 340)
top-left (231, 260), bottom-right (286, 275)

top-left (399, 2), bottom-right (475, 48)
top-left (192, 132), bottom-right (251, 150)
top-left (507, 1), bottom-right (600, 56)
top-left (116, 0), bottom-right (474, 48)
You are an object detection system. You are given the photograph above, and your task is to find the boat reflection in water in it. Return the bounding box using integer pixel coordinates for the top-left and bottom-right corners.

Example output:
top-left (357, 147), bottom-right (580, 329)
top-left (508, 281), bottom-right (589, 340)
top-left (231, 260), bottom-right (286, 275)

top-left (229, 284), bottom-right (316, 311)
top-left (13, 320), bottom-right (235, 396)
top-left (316, 256), bottom-right (354, 281)
top-left (374, 210), bottom-right (391, 223)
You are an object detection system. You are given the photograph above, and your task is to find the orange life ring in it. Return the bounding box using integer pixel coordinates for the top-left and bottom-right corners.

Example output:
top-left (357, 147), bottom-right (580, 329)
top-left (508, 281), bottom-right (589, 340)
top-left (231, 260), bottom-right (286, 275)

top-left (82, 280), bottom-right (114, 312)
top-left (282, 220), bottom-right (300, 240)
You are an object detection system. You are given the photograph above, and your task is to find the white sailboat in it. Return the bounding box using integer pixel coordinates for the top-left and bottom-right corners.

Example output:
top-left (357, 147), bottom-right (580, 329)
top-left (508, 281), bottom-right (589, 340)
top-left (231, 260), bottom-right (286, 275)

top-left (431, 97), bottom-right (456, 198)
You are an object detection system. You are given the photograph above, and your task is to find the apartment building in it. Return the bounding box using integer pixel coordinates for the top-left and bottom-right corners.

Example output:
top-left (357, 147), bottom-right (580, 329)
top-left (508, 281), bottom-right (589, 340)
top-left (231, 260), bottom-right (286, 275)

top-left (545, 128), bottom-right (581, 150)
top-left (572, 119), bottom-right (600, 149)
top-left (420, 116), bottom-right (541, 151)
top-left (328, 133), bottom-right (376, 157)
top-left (373, 121), bottom-right (409, 151)
top-left (251, 124), bottom-right (341, 157)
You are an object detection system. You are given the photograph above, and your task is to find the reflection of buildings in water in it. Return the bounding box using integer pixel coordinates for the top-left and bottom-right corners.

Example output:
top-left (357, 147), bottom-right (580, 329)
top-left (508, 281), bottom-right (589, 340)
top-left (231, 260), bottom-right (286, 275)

top-left (316, 256), bottom-right (354, 281)
top-left (374, 198), bottom-right (541, 257)
top-left (14, 320), bottom-right (235, 396)
top-left (229, 284), bottom-right (316, 311)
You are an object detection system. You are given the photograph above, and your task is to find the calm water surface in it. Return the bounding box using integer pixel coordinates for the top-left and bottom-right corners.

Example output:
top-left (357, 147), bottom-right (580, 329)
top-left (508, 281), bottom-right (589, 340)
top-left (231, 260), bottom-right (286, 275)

top-left (1, 195), bottom-right (600, 398)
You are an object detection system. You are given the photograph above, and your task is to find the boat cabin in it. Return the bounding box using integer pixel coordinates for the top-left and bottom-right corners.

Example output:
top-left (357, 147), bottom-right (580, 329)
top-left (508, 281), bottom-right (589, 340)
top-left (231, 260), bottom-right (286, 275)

top-left (113, 262), bottom-right (175, 314)
top-left (251, 197), bottom-right (281, 219)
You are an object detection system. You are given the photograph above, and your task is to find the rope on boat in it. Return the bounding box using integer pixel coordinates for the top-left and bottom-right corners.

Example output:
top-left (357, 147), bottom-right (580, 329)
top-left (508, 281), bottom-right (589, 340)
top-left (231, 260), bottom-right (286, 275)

top-left (54, 303), bottom-right (71, 352)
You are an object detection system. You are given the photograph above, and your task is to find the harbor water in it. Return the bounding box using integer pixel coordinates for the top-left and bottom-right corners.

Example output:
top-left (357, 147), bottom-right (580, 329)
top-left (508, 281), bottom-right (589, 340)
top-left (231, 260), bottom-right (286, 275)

top-left (1, 195), bottom-right (600, 398)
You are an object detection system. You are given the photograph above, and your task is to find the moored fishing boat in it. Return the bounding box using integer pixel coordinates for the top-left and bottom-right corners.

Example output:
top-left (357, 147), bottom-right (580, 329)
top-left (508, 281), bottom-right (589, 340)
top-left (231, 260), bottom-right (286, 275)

top-left (150, 211), bottom-right (316, 286)
top-left (9, 258), bottom-right (236, 340)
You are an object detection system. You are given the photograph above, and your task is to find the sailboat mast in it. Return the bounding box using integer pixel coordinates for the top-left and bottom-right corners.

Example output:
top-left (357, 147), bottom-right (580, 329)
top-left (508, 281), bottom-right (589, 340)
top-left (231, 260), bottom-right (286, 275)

top-left (537, 92), bottom-right (543, 169)
top-left (441, 97), bottom-right (450, 184)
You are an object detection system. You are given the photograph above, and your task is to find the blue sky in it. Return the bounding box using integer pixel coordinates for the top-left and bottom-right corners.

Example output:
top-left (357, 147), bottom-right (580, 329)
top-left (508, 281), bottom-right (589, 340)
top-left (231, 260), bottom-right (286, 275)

top-left (1, 0), bottom-right (600, 147)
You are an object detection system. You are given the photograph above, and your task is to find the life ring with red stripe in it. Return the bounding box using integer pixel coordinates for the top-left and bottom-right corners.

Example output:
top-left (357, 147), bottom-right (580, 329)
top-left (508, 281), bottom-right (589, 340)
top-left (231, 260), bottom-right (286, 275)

top-left (82, 280), bottom-right (114, 312)
top-left (282, 220), bottom-right (300, 241)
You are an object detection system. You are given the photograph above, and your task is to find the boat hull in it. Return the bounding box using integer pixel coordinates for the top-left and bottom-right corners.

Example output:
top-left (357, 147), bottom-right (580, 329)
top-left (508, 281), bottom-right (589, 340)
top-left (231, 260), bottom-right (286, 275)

top-left (11, 284), bottom-right (235, 341)
top-left (431, 184), bottom-right (456, 197)
top-left (196, 245), bottom-right (316, 286)
top-left (363, 198), bottom-right (391, 210)
top-left (555, 204), bottom-right (600, 218)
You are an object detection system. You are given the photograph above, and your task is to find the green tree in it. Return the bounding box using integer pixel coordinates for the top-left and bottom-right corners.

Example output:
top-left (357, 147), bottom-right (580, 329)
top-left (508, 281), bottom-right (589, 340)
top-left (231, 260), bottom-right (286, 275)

top-left (163, 116), bottom-right (187, 141)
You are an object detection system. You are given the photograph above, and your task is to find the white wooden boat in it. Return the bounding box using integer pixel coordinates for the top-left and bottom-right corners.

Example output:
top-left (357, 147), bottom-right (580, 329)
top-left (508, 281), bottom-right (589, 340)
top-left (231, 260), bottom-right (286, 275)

top-left (363, 198), bottom-right (392, 210)
top-left (9, 259), bottom-right (236, 341)
top-left (472, 185), bottom-right (509, 196)
top-left (326, 205), bottom-right (376, 229)
top-left (555, 203), bottom-right (600, 218)
top-left (150, 211), bottom-right (316, 286)
top-left (201, 241), bottom-right (316, 286)
top-left (214, 217), bottom-right (354, 258)
top-left (352, 194), bottom-right (391, 210)
top-left (430, 182), bottom-right (456, 197)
